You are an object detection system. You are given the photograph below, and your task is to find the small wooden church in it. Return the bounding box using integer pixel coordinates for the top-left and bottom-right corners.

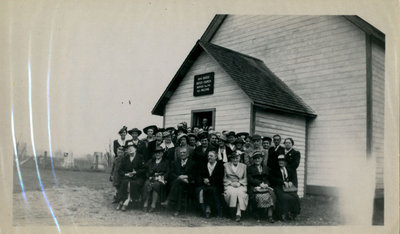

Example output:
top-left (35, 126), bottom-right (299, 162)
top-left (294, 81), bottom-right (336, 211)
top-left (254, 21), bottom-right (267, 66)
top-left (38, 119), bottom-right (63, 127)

top-left (152, 15), bottom-right (385, 198)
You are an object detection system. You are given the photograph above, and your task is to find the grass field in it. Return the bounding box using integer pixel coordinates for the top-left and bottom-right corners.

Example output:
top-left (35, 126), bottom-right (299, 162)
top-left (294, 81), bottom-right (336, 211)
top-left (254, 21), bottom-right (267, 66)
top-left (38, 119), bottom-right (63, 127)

top-left (13, 165), bottom-right (382, 227)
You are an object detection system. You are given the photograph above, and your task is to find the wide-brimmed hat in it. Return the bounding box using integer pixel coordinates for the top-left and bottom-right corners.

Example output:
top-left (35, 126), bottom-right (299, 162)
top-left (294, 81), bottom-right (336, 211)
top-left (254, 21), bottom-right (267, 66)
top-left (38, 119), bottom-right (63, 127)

top-left (252, 134), bottom-right (262, 141)
top-left (153, 146), bottom-right (164, 153)
top-left (128, 128), bottom-right (142, 136)
top-left (118, 126), bottom-right (128, 135)
top-left (187, 133), bottom-right (198, 141)
top-left (218, 134), bottom-right (227, 142)
top-left (236, 132), bottom-right (249, 138)
top-left (175, 126), bottom-right (188, 134)
top-left (229, 151), bottom-right (240, 159)
top-left (177, 133), bottom-right (188, 142)
top-left (166, 127), bottom-right (176, 134)
top-left (235, 138), bottom-right (245, 145)
top-left (226, 131), bottom-right (236, 137)
top-left (198, 132), bottom-right (208, 140)
top-left (262, 136), bottom-right (272, 142)
top-left (162, 131), bottom-right (172, 138)
top-left (143, 125), bottom-right (158, 134)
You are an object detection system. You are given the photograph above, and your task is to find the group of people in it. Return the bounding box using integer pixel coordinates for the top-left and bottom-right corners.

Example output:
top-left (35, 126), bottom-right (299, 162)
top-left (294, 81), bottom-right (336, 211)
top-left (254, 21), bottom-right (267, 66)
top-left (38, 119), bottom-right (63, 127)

top-left (109, 120), bottom-right (301, 223)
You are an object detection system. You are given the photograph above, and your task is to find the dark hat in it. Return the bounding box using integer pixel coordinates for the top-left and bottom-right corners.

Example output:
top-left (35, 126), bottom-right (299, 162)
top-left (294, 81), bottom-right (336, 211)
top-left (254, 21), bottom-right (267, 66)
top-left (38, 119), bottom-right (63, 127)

top-left (143, 125), bottom-right (158, 134)
top-left (252, 134), bottom-right (262, 141)
top-left (277, 154), bottom-right (286, 161)
top-left (198, 132), bottom-right (208, 140)
top-left (118, 126), bottom-right (128, 135)
top-left (175, 126), bottom-right (188, 134)
top-left (229, 151), bottom-right (240, 159)
top-left (252, 150), bottom-right (263, 159)
top-left (226, 131), bottom-right (236, 137)
top-left (262, 136), bottom-right (272, 142)
top-left (177, 133), bottom-right (188, 142)
top-left (187, 133), bottom-right (198, 141)
top-left (218, 134), bottom-right (227, 142)
top-left (153, 146), bottom-right (164, 153)
top-left (236, 132), bottom-right (249, 138)
top-left (235, 138), bottom-right (245, 145)
top-left (162, 131), bottom-right (171, 138)
top-left (166, 127), bottom-right (176, 134)
top-left (128, 128), bottom-right (142, 136)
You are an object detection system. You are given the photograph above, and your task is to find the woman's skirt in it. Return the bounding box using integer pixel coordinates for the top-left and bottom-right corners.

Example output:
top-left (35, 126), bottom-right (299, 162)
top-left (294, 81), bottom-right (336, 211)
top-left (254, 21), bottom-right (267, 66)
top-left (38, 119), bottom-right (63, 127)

top-left (254, 192), bottom-right (274, 208)
top-left (224, 186), bottom-right (248, 210)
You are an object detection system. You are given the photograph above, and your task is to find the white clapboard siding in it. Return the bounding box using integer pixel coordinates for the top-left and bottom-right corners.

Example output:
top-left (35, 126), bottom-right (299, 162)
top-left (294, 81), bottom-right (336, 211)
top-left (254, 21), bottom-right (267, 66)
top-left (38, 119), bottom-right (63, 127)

top-left (372, 43), bottom-right (385, 192)
top-left (164, 52), bottom-right (251, 133)
top-left (211, 15), bottom-right (367, 189)
top-left (255, 110), bottom-right (306, 197)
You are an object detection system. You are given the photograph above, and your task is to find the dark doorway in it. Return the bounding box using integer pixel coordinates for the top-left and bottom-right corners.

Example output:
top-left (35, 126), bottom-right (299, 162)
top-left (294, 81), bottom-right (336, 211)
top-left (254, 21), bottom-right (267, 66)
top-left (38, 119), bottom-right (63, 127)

top-left (191, 108), bottom-right (216, 129)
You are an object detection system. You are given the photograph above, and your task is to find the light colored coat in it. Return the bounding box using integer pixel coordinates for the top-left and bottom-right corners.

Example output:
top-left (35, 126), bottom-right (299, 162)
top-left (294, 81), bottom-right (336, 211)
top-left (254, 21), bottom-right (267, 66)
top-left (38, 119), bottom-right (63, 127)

top-left (223, 162), bottom-right (248, 210)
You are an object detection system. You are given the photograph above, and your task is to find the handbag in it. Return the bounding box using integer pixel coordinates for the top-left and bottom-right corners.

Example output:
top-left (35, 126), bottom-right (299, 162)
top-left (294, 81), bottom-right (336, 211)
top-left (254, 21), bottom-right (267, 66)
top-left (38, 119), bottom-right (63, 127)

top-left (282, 184), bottom-right (297, 192)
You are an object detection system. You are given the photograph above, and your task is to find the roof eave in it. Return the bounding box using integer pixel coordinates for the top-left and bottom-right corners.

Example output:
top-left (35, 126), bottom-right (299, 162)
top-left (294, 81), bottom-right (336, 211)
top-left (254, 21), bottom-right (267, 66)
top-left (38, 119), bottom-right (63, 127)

top-left (253, 101), bottom-right (317, 118)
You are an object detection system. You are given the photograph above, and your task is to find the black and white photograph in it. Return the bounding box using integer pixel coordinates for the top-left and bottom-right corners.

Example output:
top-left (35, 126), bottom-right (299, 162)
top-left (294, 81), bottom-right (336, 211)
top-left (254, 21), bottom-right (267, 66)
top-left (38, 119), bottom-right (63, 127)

top-left (1, 0), bottom-right (398, 233)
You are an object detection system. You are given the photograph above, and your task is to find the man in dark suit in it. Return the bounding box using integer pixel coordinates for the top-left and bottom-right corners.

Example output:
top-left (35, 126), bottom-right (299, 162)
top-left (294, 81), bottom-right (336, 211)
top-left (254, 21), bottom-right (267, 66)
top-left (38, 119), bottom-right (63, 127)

top-left (161, 147), bottom-right (196, 216)
top-left (192, 133), bottom-right (216, 170)
top-left (196, 150), bottom-right (224, 218)
top-left (267, 134), bottom-right (285, 172)
top-left (117, 145), bottom-right (147, 211)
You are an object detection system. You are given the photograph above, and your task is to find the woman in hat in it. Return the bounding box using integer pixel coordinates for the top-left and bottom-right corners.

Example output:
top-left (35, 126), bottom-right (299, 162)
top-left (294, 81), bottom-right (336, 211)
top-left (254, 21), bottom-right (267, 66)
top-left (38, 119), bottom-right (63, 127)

top-left (142, 146), bottom-right (169, 212)
top-left (269, 154), bottom-right (300, 221)
top-left (187, 133), bottom-right (198, 149)
top-left (117, 144), bottom-right (146, 211)
top-left (142, 125), bottom-right (158, 147)
top-left (247, 152), bottom-right (275, 223)
top-left (127, 128), bottom-right (148, 160)
top-left (174, 133), bottom-right (193, 162)
top-left (113, 126), bottom-right (130, 156)
top-left (196, 150), bottom-right (224, 218)
top-left (223, 152), bottom-right (248, 222)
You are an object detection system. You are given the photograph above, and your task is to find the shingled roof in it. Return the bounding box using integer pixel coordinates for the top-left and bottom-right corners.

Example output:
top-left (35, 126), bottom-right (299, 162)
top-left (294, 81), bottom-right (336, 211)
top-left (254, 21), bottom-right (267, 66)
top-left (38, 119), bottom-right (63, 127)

top-left (152, 40), bottom-right (316, 117)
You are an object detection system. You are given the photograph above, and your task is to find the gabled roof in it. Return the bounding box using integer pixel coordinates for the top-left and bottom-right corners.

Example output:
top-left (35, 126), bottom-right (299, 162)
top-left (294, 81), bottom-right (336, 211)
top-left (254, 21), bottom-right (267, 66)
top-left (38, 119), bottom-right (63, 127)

top-left (152, 40), bottom-right (316, 117)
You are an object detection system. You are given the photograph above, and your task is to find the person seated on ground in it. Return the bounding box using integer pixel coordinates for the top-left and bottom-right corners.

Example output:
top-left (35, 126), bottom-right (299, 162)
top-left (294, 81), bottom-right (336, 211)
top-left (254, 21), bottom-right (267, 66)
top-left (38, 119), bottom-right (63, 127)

top-left (269, 155), bottom-right (300, 221)
top-left (196, 150), bottom-right (224, 218)
top-left (216, 134), bottom-right (232, 163)
top-left (192, 133), bottom-right (216, 170)
top-left (116, 145), bottom-right (146, 211)
top-left (247, 152), bottom-right (275, 223)
top-left (223, 152), bottom-right (248, 222)
top-left (110, 147), bottom-right (125, 204)
top-left (142, 146), bottom-right (169, 213)
top-left (161, 147), bottom-right (196, 216)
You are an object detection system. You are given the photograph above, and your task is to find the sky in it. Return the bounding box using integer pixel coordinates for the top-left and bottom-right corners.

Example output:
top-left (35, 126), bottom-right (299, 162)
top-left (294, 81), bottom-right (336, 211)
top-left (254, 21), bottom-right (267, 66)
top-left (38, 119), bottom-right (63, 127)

top-left (7, 0), bottom-right (215, 156)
